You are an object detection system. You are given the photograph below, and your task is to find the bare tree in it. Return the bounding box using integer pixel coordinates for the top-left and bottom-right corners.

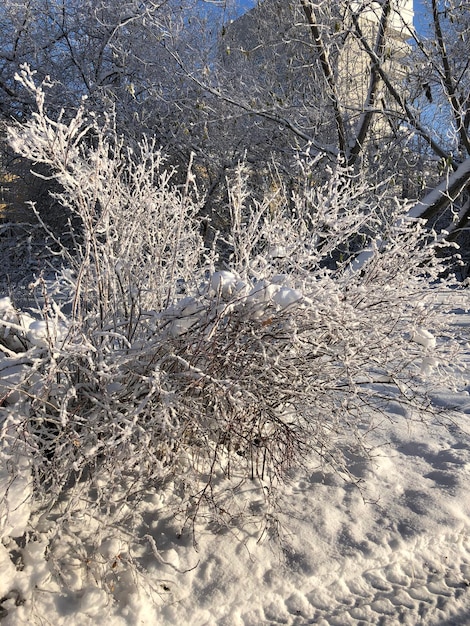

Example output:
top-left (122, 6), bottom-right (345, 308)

top-left (0, 0), bottom-right (236, 242)
top-left (401, 2), bottom-right (470, 235)
top-left (2, 0), bottom-right (469, 268)
top-left (186, 0), bottom-right (470, 269)
top-left (0, 1), bottom-right (233, 149)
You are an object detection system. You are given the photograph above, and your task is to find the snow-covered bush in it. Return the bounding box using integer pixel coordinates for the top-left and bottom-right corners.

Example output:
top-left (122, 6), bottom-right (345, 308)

top-left (0, 66), bottom-right (465, 613)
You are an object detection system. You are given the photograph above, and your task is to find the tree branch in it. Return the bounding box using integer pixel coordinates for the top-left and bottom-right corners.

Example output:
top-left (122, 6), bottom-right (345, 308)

top-left (350, 7), bottom-right (458, 168)
top-left (409, 157), bottom-right (470, 220)
top-left (347, 0), bottom-right (392, 167)
top-left (298, 0), bottom-right (347, 157)
top-left (431, 0), bottom-right (470, 156)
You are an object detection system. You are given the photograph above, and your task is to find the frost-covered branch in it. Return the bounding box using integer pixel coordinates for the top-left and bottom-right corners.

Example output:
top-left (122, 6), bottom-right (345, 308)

top-left (0, 70), bottom-right (465, 612)
top-left (409, 157), bottom-right (470, 220)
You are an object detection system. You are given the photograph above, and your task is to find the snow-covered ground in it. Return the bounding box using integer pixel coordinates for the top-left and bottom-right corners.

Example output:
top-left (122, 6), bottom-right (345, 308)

top-left (1, 294), bottom-right (470, 626)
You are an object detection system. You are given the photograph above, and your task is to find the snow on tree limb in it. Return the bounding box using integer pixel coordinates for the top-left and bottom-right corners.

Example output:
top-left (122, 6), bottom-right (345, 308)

top-left (408, 157), bottom-right (470, 220)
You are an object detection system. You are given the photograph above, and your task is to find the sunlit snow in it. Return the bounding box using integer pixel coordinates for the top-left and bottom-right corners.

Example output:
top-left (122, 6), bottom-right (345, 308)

top-left (1, 289), bottom-right (470, 625)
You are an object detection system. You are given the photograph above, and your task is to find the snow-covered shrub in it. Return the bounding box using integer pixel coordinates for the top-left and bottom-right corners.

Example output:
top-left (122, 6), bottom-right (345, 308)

top-left (0, 66), bottom-right (465, 612)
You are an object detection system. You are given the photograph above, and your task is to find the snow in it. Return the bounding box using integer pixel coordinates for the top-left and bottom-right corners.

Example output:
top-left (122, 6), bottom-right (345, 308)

top-left (411, 327), bottom-right (436, 349)
top-left (161, 273), bottom-right (306, 331)
top-left (209, 270), bottom-right (246, 299)
top-left (409, 157), bottom-right (470, 219)
top-left (0, 296), bottom-right (67, 353)
top-left (1, 293), bottom-right (470, 625)
top-left (0, 446), bottom-right (32, 539)
top-left (272, 285), bottom-right (303, 310)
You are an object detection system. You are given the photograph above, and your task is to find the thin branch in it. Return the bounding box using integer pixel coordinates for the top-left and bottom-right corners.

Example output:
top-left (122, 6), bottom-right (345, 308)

top-left (347, 0), bottom-right (392, 167)
top-left (431, 0), bottom-right (470, 155)
top-left (298, 0), bottom-right (347, 157)
top-left (162, 44), bottom-right (339, 158)
top-left (409, 157), bottom-right (470, 220)
top-left (350, 7), bottom-right (458, 168)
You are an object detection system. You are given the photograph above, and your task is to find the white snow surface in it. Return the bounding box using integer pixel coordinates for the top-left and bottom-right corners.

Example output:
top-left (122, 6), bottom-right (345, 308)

top-left (1, 293), bottom-right (470, 625)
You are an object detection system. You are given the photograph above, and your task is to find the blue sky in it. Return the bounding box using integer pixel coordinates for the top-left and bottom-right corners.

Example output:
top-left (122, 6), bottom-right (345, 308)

top-left (236, 0), bottom-right (255, 12)
top-left (413, 0), bottom-right (430, 35)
